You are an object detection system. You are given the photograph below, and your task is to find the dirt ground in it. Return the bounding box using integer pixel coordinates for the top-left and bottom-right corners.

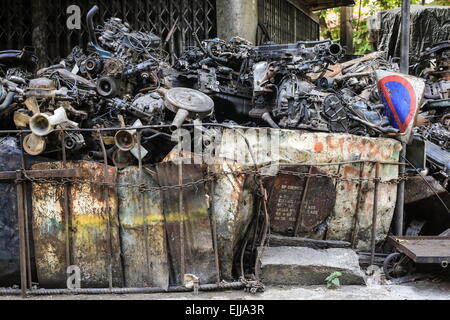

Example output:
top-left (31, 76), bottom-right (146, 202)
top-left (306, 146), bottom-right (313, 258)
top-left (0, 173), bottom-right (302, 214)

top-left (1, 280), bottom-right (450, 300)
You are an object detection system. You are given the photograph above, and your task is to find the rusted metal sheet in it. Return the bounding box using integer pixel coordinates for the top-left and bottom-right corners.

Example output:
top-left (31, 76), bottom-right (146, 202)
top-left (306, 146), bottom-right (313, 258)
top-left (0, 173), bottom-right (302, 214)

top-left (388, 236), bottom-right (450, 264)
top-left (405, 175), bottom-right (448, 204)
top-left (117, 166), bottom-right (169, 289)
top-left (155, 162), bottom-right (217, 285)
top-left (265, 166), bottom-right (336, 238)
top-left (31, 161), bottom-right (122, 288)
top-left (218, 129), bottom-right (402, 251)
top-left (0, 144), bottom-right (23, 285)
top-left (209, 161), bottom-right (254, 281)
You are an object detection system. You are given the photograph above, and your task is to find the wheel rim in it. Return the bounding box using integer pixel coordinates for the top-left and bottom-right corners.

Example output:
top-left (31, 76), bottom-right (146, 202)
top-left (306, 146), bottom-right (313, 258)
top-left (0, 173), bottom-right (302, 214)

top-left (384, 253), bottom-right (414, 279)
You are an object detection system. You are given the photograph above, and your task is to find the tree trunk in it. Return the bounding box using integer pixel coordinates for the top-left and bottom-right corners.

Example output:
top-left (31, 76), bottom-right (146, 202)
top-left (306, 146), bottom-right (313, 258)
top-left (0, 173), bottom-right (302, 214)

top-left (340, 6), bottom-right (353, 54)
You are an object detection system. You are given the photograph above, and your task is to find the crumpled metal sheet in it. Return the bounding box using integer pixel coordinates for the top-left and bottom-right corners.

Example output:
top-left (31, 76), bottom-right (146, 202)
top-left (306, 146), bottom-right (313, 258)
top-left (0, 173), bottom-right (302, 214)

top-left (155, 162), bottom-right (217, 285)
top-left (218, 128), bottom-right (402, 251)
top-left (209, 161), bottom-right (254, 280)
top-left (117, 166), bottom-right (169, 289)
top-left (162, 150), bottom-right (255, 281)
top-left (31, 161), bottom-right (122, 288)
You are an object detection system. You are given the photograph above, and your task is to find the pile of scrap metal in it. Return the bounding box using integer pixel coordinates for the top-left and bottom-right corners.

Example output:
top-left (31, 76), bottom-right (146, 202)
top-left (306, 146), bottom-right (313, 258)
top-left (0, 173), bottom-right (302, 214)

top-left (410, 41), bottom-right (450, 190)
top-left (172, 36), bottom-right (401, 137)
top-left (3, 5), bottom-right (450, 290)
top-left (0, 5), bottom-right (410, 169)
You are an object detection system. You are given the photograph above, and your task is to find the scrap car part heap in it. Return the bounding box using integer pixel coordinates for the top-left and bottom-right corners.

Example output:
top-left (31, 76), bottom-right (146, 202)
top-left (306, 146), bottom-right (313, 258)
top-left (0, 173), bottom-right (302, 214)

top-left (1, 5), bottom-right (449, 294)
top-left (0, 5), bottom-right (409, 166)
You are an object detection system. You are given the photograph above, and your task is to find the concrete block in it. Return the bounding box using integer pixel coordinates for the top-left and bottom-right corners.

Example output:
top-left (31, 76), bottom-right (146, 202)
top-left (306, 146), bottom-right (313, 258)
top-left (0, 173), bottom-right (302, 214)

top-left (260, 246), bottom-right (366, 286)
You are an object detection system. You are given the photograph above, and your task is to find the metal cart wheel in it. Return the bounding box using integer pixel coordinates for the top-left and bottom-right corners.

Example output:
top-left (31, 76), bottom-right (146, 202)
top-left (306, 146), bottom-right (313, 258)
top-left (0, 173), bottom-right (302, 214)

top-left (383, 252), bottom-right (416, 280)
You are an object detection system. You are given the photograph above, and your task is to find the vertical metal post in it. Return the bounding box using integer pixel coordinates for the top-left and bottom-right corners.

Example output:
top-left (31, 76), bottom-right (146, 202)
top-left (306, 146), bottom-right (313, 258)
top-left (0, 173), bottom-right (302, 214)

top-left (400, 0), bottom-right (410, 74)
top-left (370, 162), bottom-right (380, 265)
top-left (98, 132), bottom-right (113, 290)
top-left (209, 179), bottom-right (221, 284)
top-left (19, 133), bottom-right (32, 289)
top-left (395, 144), bottom-right (406, 236)
top-left (351, 162), bottom-right (365, 248)
top-left (136, 130), bottom-right (150, 284)
top-left (61, 130), bottom-right (72, 272)
top-left (396, 0), bottom-right (410, 236)
top-left (15, 170), bottom-right (27, 298)
top-left (178, 153), bottom-right (185, 278)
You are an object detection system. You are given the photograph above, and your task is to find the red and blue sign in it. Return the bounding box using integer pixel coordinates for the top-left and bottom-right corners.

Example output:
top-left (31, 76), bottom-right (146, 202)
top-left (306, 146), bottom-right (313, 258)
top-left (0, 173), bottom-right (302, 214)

top-left (378, 75), bottom-right (417, 133)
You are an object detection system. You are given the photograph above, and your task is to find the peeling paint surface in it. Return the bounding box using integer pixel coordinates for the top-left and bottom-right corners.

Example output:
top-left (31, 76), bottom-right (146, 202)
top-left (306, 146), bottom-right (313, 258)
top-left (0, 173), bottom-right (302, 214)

top-left (218, 129), bottom-right (401, 251)
top-left (210, 160), bottom-right (254, 280)
top-left (117, 167), bottom-right (169, 289)
top-left (31, 161), bottom-right (122, 288)
top-left (155, 162), bottom-right (217, 285)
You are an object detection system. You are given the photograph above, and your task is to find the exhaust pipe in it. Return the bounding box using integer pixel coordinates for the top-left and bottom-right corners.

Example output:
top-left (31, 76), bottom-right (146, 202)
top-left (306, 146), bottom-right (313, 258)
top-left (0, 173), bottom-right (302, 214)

top-left (111, 149), bottom-right (133, 168)
top-left (29, 107), bottom-right (77, 136)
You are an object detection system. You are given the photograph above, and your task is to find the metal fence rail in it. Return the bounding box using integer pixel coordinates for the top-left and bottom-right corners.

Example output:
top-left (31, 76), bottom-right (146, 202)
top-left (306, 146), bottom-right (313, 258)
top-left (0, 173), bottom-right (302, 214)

top-left (0, 124), bottom-right (406, 297)
top-left (0, 0), bottom-right (216, 66)
top-left (257, 0), bottom-right (319, 44)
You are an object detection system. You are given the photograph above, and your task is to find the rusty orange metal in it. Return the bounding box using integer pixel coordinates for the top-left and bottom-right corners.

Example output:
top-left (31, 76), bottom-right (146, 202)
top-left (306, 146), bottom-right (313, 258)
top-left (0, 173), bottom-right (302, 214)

top-left (31, 161), bottom-right (122, 288)
top-left (265, 166), bottom-right (336, 238)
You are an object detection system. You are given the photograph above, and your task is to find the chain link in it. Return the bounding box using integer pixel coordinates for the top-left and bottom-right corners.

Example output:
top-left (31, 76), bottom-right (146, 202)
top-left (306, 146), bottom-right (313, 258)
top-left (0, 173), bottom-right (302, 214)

top-left (19, 166), bottom-right (410, 190)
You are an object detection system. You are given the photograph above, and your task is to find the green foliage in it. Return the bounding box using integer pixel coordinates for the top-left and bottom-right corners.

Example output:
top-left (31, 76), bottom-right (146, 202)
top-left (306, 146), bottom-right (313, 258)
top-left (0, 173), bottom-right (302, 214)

top-left (319, 0), bottom-right (432, 55)
top-left (325, 271), bottom-right (342, 288)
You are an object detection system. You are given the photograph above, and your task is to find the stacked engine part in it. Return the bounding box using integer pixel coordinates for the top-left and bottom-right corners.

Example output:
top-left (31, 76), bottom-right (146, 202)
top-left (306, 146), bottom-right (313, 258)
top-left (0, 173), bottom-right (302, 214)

top-left (0, 5), bottom-right (442, 170)
top-left (0, 6), bottom-right (216, 167)
top-left (411, 41), bottom-right (450, 189)
top-left (172, 36), bottom-right (402, 137)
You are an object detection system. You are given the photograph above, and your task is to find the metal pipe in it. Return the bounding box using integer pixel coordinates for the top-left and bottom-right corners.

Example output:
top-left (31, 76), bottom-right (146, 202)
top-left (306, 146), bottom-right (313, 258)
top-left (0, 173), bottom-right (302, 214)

top-left (400, 0), bottom-right (411, 74)
top-left (19, 134), bottom-right (32, 290)
top-left (261, 112), bottom-right (280, 129)
top-left (0, 282), bottom-right (245, 296)
top-left (86, 5), bottom-right (100, 47)
top-left (395, 143), bottom-right (406, 236)
top-left (98, 133), bottom-right (114, 289)
top-left (15, 170), bottom-right (27, 298)
top-left (0, 92), bottom-right (15, 114)
top-left (170, 109), bottom-right (189, 132)
top-left (370, 162), bottom-right (380, 265)
top-left (396, 1), bottom-right (410, 239)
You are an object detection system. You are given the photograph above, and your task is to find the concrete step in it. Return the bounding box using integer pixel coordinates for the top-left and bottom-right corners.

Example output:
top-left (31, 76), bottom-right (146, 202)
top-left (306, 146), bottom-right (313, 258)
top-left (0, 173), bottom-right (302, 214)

top-left (259, 246), bottom-right (366, 286)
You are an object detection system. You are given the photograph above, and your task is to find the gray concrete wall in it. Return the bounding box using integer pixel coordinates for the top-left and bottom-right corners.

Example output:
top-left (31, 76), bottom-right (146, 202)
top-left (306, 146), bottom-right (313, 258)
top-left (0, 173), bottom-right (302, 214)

top-left (216, 0), bottom-right (258, 43)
